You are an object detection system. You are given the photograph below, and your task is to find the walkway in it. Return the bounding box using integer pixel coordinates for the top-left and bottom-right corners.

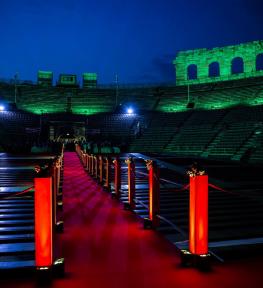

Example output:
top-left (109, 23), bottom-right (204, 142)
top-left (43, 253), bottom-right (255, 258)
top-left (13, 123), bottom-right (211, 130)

top-left (1, 152), bottom-right (262, 287)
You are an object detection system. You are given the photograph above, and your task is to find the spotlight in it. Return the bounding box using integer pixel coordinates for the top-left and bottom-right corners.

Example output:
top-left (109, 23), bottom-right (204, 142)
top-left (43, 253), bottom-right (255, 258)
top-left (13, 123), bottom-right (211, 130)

top-left (0, 105), bottom-right (5, 111)
top-left (127, 108), bottom-right (134, 114)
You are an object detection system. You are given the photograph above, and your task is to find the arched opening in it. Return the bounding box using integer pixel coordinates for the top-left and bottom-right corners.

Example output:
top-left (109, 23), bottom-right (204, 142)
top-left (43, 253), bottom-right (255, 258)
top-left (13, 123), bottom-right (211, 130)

top-left (187, 64), bottom-right (198, 80)
top-left (209, 62), bottom-right (220, 77)
top-left (256, 53), bottom-right (263, 71)
top-left (231, 57), bottom-right (244, 74)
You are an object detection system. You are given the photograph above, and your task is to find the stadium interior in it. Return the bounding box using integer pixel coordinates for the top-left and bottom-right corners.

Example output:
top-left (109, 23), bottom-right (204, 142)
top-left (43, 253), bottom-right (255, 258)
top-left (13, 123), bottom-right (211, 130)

top-left (0, 40), bottom-right (263, 286)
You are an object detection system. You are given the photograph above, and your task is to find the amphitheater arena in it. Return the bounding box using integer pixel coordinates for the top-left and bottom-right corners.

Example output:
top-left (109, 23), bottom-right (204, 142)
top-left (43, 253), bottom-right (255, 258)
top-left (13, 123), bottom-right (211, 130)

top-left (0, 40), bottom-right (263, 287)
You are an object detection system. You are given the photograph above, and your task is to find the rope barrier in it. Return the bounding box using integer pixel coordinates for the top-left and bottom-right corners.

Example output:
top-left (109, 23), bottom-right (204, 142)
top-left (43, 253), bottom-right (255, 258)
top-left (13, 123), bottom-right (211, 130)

top-left (166, 182), bottom-right (231, 193)
top-left (167, 184), bottom-right (190, 192)
top-left (0, 185), bottom-right (34, 200)
top-left (166, 181), bottom-right (241, 197)
top-left (208, 183), bottom-right (227, 192)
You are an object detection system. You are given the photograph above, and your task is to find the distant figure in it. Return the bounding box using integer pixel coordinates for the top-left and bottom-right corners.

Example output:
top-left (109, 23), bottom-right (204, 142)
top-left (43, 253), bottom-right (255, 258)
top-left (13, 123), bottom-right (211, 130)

top-left (187, 162), bottom-right (206, 177)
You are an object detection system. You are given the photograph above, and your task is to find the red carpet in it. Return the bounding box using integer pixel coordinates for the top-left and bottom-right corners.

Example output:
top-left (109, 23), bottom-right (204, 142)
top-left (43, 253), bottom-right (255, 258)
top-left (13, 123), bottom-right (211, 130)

top-left (2, 152), bottom-right (262, 287)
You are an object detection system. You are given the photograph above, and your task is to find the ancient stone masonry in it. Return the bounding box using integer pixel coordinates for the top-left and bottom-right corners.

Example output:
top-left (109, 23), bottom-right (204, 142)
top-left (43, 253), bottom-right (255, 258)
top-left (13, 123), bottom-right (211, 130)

top-left (174, 40), bottom-right (263, 85)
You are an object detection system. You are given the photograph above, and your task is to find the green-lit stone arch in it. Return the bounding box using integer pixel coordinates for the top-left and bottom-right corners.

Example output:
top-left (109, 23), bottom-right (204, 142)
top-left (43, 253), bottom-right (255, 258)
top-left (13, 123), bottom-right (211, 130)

top-left (231, 57), bottom-right (244, 74)
top-left (256, 53), bottom-right (263, 71)
top-left (174, 40), bottom-right (263, 85)
top-left (187, 64), bottom-right (198, 80)
top-left (208, 61), bottom-right (220, 77)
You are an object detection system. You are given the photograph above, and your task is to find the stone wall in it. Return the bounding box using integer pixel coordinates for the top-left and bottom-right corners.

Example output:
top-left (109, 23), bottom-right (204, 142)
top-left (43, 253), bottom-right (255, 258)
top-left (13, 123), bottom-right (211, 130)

top-left (174, 40), bottom-right (263, 85)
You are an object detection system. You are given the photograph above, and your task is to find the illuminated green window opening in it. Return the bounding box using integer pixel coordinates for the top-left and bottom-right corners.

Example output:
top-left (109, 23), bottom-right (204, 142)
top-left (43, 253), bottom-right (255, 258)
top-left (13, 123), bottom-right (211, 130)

top-left (37, 70), bottom-right (53, 86)
top-left (38, 71), bottom-right (53, 79)
top-left (83, 73), bottom-right (98, 88)
top-left (58, 74), bottom-right (78, 86)
top-left (83, 73), bottom-right (97, 80)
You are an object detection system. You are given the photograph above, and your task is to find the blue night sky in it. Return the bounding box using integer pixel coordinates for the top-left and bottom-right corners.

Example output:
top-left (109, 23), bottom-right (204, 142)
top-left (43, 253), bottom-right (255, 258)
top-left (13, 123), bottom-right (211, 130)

top-left (0, 0), bottom-right (263, 84)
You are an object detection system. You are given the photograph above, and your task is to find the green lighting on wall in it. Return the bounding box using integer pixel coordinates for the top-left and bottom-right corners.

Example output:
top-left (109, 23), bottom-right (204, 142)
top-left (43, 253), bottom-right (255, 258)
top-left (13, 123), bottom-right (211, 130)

top-left (83, 73), bottom-right (97, 80)
top-left (38, 71), bottom-right (53, 79)
top-left (174, 40), bottom-right (263, 86)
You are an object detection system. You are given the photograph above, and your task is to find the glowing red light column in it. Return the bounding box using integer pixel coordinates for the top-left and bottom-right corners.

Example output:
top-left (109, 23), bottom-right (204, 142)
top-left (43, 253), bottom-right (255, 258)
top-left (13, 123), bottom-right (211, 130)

top-left (189, 175), bottom-right (208, 255)
top-left (125, 158), bottom-right (135, 210)
top-left (147, 160), bottom-right (160, 228)
top-left (113, 158), bottom-right (121, 198)
top-left (34, 177), bottom-right (53, 268)
top-left (94, 155), bottom-right (98, 178)
top-left (82, 152), bottom-right (86, 166)
top-left (99, 155), bottom-right (103, 183)
top-left (83, 153), bottom-right (87, 169)
top-left (104, 156), bottom-right (111, 190)
top-left (91, 155), bottom-right (94, 175)
top-left (87, 154), bottom-right (91, 173)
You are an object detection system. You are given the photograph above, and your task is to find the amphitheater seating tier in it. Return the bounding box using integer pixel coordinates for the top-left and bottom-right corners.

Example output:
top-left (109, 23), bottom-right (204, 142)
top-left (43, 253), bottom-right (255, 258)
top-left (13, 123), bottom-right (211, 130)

top-left (1, 77), bottom-right (263, 163)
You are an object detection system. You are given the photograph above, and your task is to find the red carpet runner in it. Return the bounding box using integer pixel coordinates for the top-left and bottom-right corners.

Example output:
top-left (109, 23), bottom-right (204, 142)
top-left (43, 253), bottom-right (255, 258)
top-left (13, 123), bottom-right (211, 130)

top-left (2, 152), bottom-right (262, 287)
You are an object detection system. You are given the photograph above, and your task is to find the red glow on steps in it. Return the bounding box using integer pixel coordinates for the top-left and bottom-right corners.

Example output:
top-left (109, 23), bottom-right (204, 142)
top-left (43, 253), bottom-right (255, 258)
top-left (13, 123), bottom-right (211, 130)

top-left (1, 152), bottom-right (262, 288)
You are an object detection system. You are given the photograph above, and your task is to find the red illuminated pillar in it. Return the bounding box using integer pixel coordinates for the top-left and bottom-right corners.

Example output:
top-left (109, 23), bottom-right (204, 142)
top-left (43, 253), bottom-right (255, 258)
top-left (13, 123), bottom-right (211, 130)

top-left (82, 152), bottom-right (85, 166)
top-left (34, 177), bottom-right (53, 269)
top-left (87, 154), bottom-right (91, 173)
top-left (189, 175), bottom-right (208, 255)
top-left (76, 144), bottom-right (82, 158)
top-left (91, 155), bottom-right (94, 175)
top-left (89, 154), bottom-right (93, 174)
top-left (94, 156), bottom-right (98, 178)
top-left (83, 153), bottom-right (87, 169)
top-left (144, 160), bottom-right (160, 228)
top-left (99, 155), bottom-right (103, 183)
top-left (113, 158), bottom-right (121, 198)
top-left (125, 158), bottom-right (135, 210)
top-left (104, 156), bottom-right (111, 191)
top-left (80, 151), bottom-right (83, 164)
top-left (85, 154), bottom-right (88, 170)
